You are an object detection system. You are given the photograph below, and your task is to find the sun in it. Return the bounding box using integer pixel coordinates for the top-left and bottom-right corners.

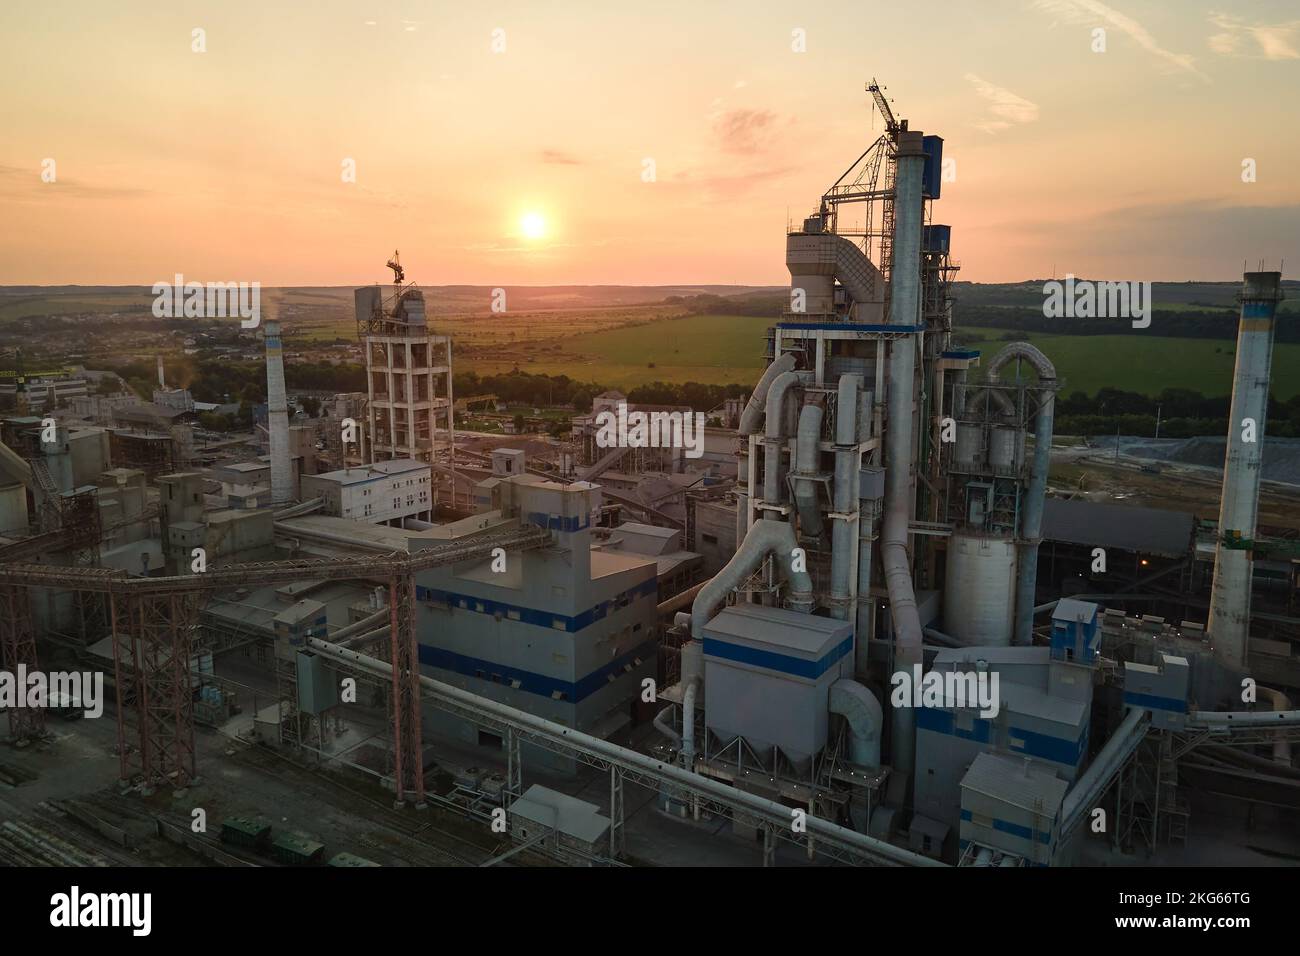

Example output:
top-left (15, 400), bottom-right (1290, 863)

top-left (520, 212), bottom-right (547, 240)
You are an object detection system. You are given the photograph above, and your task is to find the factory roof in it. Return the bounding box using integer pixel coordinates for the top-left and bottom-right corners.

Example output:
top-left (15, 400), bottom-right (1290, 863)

top-left (960, 752), bottom-right (1068, 816)
top-left (1041, 498), bottom-right (1194, 557)
top-left (509, 785), bottom-right (610, 844)
top-left (1053, 598), bottom-right (1098, 625)
top-left (308, 458), bottom-right (429, 486)
top-left (703, 603), bottom-right (850, 660)
top-left (589, 549), bottom-right (657, 580)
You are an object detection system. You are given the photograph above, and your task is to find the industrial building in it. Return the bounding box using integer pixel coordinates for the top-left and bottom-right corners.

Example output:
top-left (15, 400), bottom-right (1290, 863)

top-left (0, 84), bottom-right (1296, 873)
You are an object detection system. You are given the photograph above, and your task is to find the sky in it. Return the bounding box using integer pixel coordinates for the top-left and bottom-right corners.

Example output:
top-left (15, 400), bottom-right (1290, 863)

top-left (0, 0), bottom-right (1297, 286)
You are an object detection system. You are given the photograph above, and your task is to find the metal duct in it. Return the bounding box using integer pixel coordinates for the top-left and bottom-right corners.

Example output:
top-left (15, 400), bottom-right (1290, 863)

top-left (829, 375), bottom-right (861, 620)
top-left (829, 678), bottom-right (882, 767)
top-left (739, 352), bottom-right (797, 436)
top-left (1208, 272), bottom-right (1284, 669)
top-left (791, 403), bottom-right (824, 538)
top-left (690, 518), bottom-right (813, 640)
top-left (762, 370), bottom-right (805, 510)
top-left (264, 320), bottom-right (294, 504)
top-left (1061, 708), bottom-right (1148, 839)
top-left (881, 130), bottom-right (927, 777)
top-left (969, 342), bottom-right (1059, 646)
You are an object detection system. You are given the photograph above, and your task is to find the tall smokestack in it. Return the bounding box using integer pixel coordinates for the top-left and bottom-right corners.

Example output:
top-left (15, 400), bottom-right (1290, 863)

top-left (264, 320), bottom-right (293, 504)
top-left (1208, 271), bottom-right (1283, 670)
top-left (157, 355), bottom-right (165, 389)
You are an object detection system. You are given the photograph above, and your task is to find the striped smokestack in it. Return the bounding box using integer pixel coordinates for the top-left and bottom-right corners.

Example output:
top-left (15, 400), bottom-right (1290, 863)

top-left (264, 320), bottom-right (293, 504)
top-left (1208, 271), bottom-right (1283, 671)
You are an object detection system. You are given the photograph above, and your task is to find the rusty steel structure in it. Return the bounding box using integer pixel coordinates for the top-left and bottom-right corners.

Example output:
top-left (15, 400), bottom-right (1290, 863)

top-left (0, 585), bottom-right (45, 743)
top-left (0, 523), bottom-right (550, 797)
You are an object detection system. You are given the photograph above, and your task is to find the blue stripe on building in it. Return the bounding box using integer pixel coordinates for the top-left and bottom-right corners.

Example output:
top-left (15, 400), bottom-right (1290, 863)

top-left (960, 809), bottom-right (1052, 845)
top-left (416, 638), bottom-right (656, 703)
top-left (916, 707), bottom-right (1087, 767)
top-left (1123, 691), bottom-right (1187, 713)
top-left (525, 511), bottom-right (589, 533)
top-left (415, 577), bottom-right (656, 634)
top-left (1242, 302), bottom-right (1276, 319)
top-left (701, 636), bottom-right (852, 680)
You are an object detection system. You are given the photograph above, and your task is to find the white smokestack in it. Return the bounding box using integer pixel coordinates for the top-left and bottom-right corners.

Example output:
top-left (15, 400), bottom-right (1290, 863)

top-left (1208, 271), bottom-right (1283, 671)
top-left (264, 320), bottom-right (293, 504)
top-left (157, 355), bottom-right (165, 389)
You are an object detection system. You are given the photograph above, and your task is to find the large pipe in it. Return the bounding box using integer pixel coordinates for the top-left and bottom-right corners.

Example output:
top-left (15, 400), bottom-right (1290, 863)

top-left (791, 404), bottom-right (824, 538)
top-left (690, 518), bottom-right (813, 640)
top-left (829, 679), bottom-right (882, 767)
top-left (1208, 271), bottom-right (1284, 670)
top-left (739, 352), bottom-right (797, 436)
top-left (881, 130), bottom-right (927, 776)
top-left (264, 320), bottom-right (294, 504)
top-left (307, 636), bottom-right (941, 866)
top-left (681, 680), bottom-right (699, 769)
top-left (653, 704), bottom-right (682, 749)
top-left (762, 370), bottom-right (804, 509)
top-left (657, 579), bottom-right (708, 617)
top-left (829, 375), bottom-right (861, 620)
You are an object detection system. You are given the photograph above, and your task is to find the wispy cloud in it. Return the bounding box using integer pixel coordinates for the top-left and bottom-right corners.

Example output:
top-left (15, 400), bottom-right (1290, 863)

top-left (964, 74), bottom-right (1039, 134)
top-left (713, 108), bottom-right (778, 154)
top-left (0, 164), bottom-right (152, 201)
top-left (540, 149), bottom-right (582, 165)
top-left (1031, 0), bottom-right (1207, 79)
top-left (1208, 13), bottom-right (1300, 60)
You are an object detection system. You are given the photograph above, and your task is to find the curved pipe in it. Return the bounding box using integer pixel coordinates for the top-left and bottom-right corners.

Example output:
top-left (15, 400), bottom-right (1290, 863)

top-left (690, 518), bottom-right (813, 640)
top-left (739, 352), bottom-right (797, 436)
top-left (762, 370), bottom-right (805, 508)
top-left (791, 403), bottom-right (824, 538)
top-left (653, 704), bottom-right (682, 749)
top-left (829, 679), bottom-right (882, 767)
top-left (682, 680), bottom-right (699, 769)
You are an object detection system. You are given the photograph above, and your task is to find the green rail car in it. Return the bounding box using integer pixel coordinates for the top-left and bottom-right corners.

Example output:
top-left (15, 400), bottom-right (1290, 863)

top-left (219, 817), bottom-right (271, 850)
top-left (271, 831), bottom-right (326, 866)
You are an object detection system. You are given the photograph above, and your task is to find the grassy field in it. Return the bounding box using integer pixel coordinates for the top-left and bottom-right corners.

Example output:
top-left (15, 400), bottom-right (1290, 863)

top-left (952, 326), bottom-right (1300, 398)
top-left (462, 311), bottom-right (1300, 398)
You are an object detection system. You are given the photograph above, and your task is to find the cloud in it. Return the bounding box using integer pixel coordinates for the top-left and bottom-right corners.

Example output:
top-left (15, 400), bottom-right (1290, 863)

top-left (1031, 0), bottom-right (1207, 79)
top-left (713, 108), bottom-right (778, 154)
top-left (540, 149), bottom-right (582, 165)
top-left (1208, 13), bottom-right (1300, 60)
top-left (0, 164), bottom-right (152, 201)
top-left (964, 74), bottom-right (1039, 133)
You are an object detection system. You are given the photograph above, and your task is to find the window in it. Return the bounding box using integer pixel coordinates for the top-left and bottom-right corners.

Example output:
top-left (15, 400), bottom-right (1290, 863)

top-left (507, 609), bottom-right (520, 621)
top-left (702, 533), bottom-right (718, 545)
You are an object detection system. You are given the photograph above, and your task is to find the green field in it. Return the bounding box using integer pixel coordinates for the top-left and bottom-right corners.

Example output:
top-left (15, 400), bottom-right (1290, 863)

top-left (467, 312), bottom-right (1300, 398)
top-left (953, 327), bottom-right (1300, 398)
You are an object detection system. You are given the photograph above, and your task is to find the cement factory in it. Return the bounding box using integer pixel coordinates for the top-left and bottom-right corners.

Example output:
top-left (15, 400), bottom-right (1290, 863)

top-left (0, 84), bottom-right (1296, 870)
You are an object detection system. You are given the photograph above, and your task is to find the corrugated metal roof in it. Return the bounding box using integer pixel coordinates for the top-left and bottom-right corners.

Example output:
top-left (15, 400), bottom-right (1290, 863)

top-left (703, 604), bottom-right (850, 658)
top-left (960, 752), bottom-right (1068, 814)
top-left (1041, 498), bottom-right (1194, 557)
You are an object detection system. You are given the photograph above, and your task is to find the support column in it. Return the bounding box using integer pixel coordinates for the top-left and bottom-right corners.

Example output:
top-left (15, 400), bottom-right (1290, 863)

top-left (0, 585), bottom-right (45, 743)
top-left (388, 571), bottom-right (425, 808)
top-left (609, 766), bottom-right (625, 859)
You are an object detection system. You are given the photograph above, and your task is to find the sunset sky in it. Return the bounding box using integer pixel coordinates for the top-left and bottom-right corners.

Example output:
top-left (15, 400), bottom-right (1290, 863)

top-left (1, 0), bottom-right (1297, 286)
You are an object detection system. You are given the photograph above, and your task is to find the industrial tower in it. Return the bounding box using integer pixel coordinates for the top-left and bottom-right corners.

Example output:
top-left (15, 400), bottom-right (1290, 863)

top-left (354, 253), bottom-right (455, 470)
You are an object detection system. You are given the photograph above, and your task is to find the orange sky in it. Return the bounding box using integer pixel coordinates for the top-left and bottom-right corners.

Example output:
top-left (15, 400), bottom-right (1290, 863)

top-left (1, 0), bottom-right (1297, 285)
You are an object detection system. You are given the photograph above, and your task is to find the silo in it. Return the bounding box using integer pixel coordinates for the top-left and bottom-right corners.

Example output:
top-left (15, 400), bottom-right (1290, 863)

top-left (987, 425), bottom-right (1023, 472)
top-left (943, 531), bottom-right (1018, 646)
top-left (954, 423), bottom-right (983, 471)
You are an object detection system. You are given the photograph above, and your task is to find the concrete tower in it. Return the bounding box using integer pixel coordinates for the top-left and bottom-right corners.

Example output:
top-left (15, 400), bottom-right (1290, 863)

top-left (264, 320), bottom-right (294, 504)
top-left (1208, 270), bottom-right (1283, 670)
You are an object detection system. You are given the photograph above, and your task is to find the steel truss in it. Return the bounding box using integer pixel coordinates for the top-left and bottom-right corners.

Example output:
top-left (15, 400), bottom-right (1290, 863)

top-left (0, 585), bottom-right (45, 743)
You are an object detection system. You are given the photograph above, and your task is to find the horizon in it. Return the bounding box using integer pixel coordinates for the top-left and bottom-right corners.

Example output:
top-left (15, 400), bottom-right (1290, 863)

top-left (2, 1), bottom-right (1297, 285)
